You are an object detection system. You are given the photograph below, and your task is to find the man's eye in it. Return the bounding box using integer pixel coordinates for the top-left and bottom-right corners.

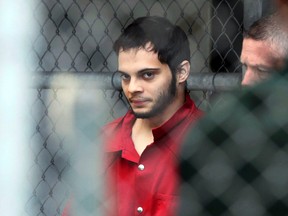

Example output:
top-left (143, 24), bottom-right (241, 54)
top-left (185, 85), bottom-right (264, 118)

top-left (256, 67), bottom-right (271, 73)
top-left (255, 67), bottom-right (273, 80)
top-left (121, 74), bottom-right (130, 81)
top-left (143, 72), bottom-right (154, 79)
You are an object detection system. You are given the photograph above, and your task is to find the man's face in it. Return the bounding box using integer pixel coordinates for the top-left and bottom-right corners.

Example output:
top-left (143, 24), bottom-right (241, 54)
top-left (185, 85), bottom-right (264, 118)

top-left (240, 38), bottom-right (285, 86)
top-left (118, 47), bottom-right (177, 119)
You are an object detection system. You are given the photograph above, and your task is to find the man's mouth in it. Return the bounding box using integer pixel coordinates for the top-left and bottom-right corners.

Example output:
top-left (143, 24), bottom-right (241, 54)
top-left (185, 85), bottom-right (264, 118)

top-left (129, 98), bottom-right (149, 106)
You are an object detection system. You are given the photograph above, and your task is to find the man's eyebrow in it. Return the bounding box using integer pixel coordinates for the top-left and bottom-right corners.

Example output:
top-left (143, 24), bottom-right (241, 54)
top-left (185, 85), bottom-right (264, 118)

top-left (138, 68), bottom-right (160, 73)
top-left (118, 68), bottom-right (160, 74)
top-left (117, 70), bottom-right (127, 74)
top-left (251, 64), bottom-right (275, 73)
top-left (254, 64), bottom-right (271, 68)
top-left (242, 62), bottom-right (271, 69)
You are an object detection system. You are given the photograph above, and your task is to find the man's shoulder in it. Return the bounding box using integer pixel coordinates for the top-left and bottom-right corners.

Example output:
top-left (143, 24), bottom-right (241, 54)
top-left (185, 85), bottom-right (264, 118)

top-left (101, 111), bottom-right (134, 136)
top-left (100, 116), bottom-right (126, 151)
top-left (102, 115), bottom-right (126, 133)
top-left (185, 94), bottom-right (205, 119)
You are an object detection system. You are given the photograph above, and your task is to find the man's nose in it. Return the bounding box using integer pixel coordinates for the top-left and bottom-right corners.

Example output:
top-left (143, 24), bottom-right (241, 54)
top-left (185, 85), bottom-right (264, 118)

top-left (127, 78), bottom-right (143, 93)
top-left (241, 68), bottom-right (257, 86)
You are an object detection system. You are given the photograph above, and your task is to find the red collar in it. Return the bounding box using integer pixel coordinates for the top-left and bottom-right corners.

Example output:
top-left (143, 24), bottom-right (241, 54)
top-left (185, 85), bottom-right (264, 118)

top-left (104, 93), bottom-right (197, 153)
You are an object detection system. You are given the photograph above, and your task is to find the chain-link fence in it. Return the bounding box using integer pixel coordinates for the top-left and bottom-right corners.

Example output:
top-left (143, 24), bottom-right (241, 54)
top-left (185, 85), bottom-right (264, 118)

top-left (27, 0), bottom-right (276, 215)
top-left (179, 69), bottom-right (288, 216)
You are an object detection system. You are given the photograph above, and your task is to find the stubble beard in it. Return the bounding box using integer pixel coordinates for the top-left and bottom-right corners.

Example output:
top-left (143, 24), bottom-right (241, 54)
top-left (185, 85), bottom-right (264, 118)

top-left (131, 76), bottom-right (177, 119)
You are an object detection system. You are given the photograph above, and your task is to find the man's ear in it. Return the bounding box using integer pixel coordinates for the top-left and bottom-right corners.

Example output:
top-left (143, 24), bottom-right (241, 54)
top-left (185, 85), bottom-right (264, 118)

top-left (177, 60), bottom-right (190, 83)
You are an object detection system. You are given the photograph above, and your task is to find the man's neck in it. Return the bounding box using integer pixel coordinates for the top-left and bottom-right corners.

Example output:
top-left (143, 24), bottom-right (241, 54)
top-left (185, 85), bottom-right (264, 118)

top-left (131, 92), bottom-right (187, 155)
top-left (144, 92), bottom-right (186, 128)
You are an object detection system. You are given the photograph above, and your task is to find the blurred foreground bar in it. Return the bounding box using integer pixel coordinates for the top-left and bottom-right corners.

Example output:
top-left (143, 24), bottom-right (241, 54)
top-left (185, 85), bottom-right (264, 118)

top-left (31, 71), bottom-right (242, 91)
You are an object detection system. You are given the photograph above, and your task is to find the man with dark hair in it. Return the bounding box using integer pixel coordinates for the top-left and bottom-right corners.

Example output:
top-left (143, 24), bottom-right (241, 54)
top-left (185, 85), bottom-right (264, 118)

top-left (241, 12), bottom-right (288, 85)
top-left (61, 15), bottom-right (202, 216)
top-left (102, 16), bottom-right (203, 216)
